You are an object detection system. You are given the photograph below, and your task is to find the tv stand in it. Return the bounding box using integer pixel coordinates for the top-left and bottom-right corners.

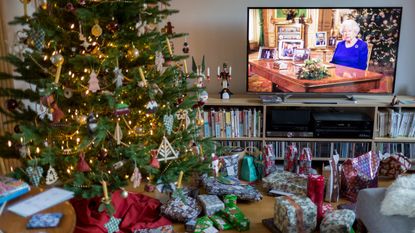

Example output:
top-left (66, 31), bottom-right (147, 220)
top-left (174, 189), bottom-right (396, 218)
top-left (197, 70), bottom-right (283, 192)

top-left (280, 93), bottom-right (357, 103)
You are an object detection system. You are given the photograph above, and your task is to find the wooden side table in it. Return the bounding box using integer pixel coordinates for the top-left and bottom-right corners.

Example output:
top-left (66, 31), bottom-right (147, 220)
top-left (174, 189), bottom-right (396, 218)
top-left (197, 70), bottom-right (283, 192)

top-left (0, 187), bottom-right (76, 233)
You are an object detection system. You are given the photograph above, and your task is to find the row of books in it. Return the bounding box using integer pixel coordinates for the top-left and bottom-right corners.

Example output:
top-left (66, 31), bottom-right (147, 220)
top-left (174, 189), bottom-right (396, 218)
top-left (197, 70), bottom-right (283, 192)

top-left (375, 142), bottom-right (415, 159)
top-left (201, 108), bottom-right (262, 138)
top-left (216, 140), bottom-right (263, 149)
top-left (266, 141), bottom-right (371, 159)
top-left (377, 109), bottom-right (415, 137)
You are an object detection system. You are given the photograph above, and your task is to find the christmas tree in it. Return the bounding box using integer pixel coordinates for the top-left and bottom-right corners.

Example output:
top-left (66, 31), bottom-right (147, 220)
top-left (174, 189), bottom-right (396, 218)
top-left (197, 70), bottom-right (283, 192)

top-left (0, 0), bottom-right (213, 201)
top-left (352, 8), bottom-right (402, 69)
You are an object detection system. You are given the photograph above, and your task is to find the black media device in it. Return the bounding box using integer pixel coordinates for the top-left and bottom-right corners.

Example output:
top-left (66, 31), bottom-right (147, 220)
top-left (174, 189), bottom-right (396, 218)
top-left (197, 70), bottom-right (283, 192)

top-left (266, 109), bottom-right (313, 137)
top-left (311, 112), bottom-right (373, 138)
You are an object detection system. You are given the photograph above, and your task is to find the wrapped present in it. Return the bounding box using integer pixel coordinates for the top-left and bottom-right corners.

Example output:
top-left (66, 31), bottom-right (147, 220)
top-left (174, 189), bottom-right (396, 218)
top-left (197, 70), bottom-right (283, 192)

top-left (221, 206), bottom-right (250, 231)
top-left (185, 219), bottom-right (196, 233)
top-left (262, 171), bottom-right (307, 196)
top-left (323, 153), bottom-right (341, 202)
top-left (264, 144), bottom-right (277, 176)
top-left (197, 194), bottom-right (225, 216)
top-left (320, 209), bottom-right (356, 233)
top-left (223, 194), bottom-right (237, 208)
top-left (341, 151), bottom-right (380, 202)
top-left (195, 216), bottom-right (218, 233)
top-left (322, 203), bottom-right (334, 218)
top-left (201, 175), bottom-right (262, 201)
top-left (220, 154), bottom-right (239, 177)
top-left (379, 152), bottom-right (412, 177)
top-left (307, 174), bottom-right (325, 221)
top-left (210, 214), bottom-right (233, 230)
top-left (284, 144), bottom-right (298, 172)
top-left (274, 195), bottom-right (317, 233)
top-left (135, 225), bottom-right (174, 233)
top-left (160, 196), bottom-right (202, 222)
top-left (298, 148), bottom-right (312, 175)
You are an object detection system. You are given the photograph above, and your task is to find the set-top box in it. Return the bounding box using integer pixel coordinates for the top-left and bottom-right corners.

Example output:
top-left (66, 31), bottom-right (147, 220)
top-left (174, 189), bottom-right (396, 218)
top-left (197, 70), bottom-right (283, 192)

top-left (311, 112), bottom-right (373, 138)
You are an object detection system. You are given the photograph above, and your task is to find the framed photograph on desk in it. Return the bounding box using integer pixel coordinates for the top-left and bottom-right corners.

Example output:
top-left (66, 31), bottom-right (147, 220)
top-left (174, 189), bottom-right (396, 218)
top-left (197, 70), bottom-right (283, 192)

top-left (315, 32), bottom-right (327, 47)
top-left (258, 47), bottom-right (277, 60)
top-left (292, 48), bottom-right (310, 62)
top-left (278, 39), bottom-right (304, 60)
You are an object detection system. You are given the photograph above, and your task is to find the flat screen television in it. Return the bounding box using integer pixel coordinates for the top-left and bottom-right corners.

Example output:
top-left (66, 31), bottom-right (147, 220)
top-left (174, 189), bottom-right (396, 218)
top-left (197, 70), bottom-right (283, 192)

top-left (247, 7), bottom-right (402, 96)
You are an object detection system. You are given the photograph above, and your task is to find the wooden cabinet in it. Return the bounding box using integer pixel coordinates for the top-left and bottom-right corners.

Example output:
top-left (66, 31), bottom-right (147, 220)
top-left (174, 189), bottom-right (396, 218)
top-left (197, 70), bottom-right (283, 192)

top-left (203, 95), bottom-right (415, 162)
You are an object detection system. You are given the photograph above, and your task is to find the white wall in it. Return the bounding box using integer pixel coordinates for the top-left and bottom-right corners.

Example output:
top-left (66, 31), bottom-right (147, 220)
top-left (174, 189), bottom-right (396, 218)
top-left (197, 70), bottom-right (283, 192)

top-left (169, 0), bottom-right (415, 96)
top-left (2, 1), bottom-right (414, 95)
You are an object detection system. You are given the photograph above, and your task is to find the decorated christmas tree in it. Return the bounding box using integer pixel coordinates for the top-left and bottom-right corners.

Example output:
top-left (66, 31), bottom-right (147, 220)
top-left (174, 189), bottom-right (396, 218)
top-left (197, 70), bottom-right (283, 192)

top-left (0, 0), bottom-right (213, 202)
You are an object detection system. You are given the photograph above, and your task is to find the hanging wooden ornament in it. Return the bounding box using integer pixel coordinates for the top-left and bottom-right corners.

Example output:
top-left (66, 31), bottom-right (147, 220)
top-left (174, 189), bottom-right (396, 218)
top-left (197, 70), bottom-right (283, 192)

top-left (77, 152), bottom-right (91, 172)
top-left (150, 149), bottom-right (160, 168)
top-left (40, 94), bottom-right (65, 123)
top-left (114, 122), bottom-right (123, 145)
top-left (155, 51), bottom-right (165, 73)
top-left (113, 67), bottom-right (124, 88)
top-left (157, 136), bottom-right (179, 162)
top-left (26, 166), bottom-right (43, 187)
top-left (163, 114), bottom-right (174, 135)
top-left (130, 166), bottom-right (142, 188)
top-left (45, 165), bottom-right (58, 185)
top-left (88, 70), bottom-right (100, 93)
top-left (136, 20), bottom-right (147, 37)
top-left (175, 109), bottom-right (190, 130)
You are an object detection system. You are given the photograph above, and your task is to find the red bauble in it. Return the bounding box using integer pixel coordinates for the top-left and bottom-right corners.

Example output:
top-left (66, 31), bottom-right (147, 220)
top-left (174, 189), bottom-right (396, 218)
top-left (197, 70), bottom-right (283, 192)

top-left (6, 99), bottom-right (18, 111)
top-left (106, 22), bottom-right (119, 33)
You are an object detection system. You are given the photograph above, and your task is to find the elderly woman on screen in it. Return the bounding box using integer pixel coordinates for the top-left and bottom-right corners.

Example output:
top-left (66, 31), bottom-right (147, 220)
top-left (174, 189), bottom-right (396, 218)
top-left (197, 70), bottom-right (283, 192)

top-left (331, 19), bottom-right (368, 70)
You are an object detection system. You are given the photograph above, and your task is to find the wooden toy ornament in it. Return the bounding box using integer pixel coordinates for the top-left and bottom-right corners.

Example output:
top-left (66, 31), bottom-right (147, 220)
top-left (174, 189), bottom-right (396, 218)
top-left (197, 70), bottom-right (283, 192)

top-left (157, 136), bottom-right (179, 161)
top-left (45, 165), bottom-right (58, 185)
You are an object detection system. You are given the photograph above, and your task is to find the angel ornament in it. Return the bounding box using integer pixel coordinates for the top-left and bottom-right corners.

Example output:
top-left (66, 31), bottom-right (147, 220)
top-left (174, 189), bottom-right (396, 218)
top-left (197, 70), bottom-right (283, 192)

top-left (155, 51), bottom-right (165, 73)
top-left (175, 109), bottom-right (191, 130)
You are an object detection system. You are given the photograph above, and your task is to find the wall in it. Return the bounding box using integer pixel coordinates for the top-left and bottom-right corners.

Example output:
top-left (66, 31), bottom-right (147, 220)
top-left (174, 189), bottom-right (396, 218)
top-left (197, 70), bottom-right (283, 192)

top-left (169, 0), bottom-right (415, 96)
top-left (2, 1), bottom-right (414, 95)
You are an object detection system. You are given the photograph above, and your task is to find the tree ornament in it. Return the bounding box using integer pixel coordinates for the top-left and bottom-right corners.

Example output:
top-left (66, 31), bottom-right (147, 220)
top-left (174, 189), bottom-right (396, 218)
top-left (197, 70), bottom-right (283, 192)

top-left (6, 99), bottom-right (18, 111)
top-left (127, 46), bottom-right (140, 61)
top-left (196, 108), bottom-right (204, 126)
top-left (138, 67), bottom-right (147, 87)
top-left (77, 152), bottom-right (91, 172)
top-left (39, 0), bottom-right (48, 10)
top-left (99, 148), bottom-right (108, 161)
top-left (66, 2), bottom-right (75, 12)
top-left (176, 109), bottom-right (190, 130)
top-left (157, 136), bottom-right (179, 162)
top-left (26, 165), bottom-right (43, 187)
top-left (150, 149), bottom-right (160, 168)
top-left (87, 113), bottom-right (98, 133)
top-left (50, 52), bottom-right (64, 84)
top-left (165, 37), bottom-right (173, 56)
top-left (136, 20), bottom-right (146, 37)
top-left (130, 166), bottom-right (142, 188)
top-left (17, 144), bottom-right (29, 158)
top-left (45, 165), bottom-right (58, 185)
top-left (91, 21), bottom-right (103, 37)
top-left (112, 160), bottom-right (126, 170)
top-left (88, 70), bottom-right (100, 93)
top-left (114, 122), bottom-right (123, 145)
top-left (155, 51), bottom-right (165, 73)
top-left (63, 87), bottom-right (73, 98)
top-left (199, 90), bottom-right (209, 104)
top-left (40, 94), bottom-right (65, 123)
top-left (145, 100), bottom-right (158, 113)
top-left (120, 188), bottom-right (128, 199)
top-left (30, 29), bottom-right (45, 51)
top-left (182, 37), bottom-right (189, 53)
top-left (104, 216), bottom-right (121, 233)
top-left (77, 114), bottom-right (87, 125)
top-left (114, 103), bottom-right (130, 116)
top-left (163, 114), bottom-right (174, 135)
top-left (14, 125), bottom-right (21, 133)
top-left (163, 21), bottom-right (174, 35)
top-left (106, 20), bottom-right (119, 34)
top-left (79, 0), bottom-right (86, 5)
top-left (113, 67), bottom-right (124, 88)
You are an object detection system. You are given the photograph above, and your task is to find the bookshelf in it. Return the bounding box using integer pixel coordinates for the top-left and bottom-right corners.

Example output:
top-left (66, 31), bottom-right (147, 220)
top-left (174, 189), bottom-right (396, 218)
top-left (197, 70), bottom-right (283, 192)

top-left (203, 95), bottom-right (415, 161)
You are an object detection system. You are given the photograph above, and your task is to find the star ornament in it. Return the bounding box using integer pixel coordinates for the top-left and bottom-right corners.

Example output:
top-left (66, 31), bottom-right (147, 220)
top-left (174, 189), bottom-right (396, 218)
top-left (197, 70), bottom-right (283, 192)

top-left (104, 216), bottom-right (121, 233)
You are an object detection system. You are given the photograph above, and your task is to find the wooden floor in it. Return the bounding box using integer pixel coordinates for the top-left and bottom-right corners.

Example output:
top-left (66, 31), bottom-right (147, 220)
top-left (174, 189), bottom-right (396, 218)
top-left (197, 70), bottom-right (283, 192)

top-left (126, 177), bottom-right (395, 233)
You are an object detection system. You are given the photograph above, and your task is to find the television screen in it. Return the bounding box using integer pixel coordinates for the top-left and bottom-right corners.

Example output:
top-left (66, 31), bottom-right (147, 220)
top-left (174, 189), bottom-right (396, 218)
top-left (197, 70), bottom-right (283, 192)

top-left (247, 7), bottom-right (402, 94)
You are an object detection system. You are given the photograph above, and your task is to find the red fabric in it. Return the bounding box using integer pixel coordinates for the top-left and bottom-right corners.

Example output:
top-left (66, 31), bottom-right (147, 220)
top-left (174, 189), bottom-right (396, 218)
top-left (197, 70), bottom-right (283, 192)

top-left (71, 190), bottom-right (172, 233)
top-left (307, 174), bottom-right (325, 222)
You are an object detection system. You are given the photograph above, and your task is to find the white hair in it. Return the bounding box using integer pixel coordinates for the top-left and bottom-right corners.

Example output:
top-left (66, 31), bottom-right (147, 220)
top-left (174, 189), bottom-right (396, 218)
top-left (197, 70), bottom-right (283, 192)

top-left (340, 19), bottom-right (360, 35)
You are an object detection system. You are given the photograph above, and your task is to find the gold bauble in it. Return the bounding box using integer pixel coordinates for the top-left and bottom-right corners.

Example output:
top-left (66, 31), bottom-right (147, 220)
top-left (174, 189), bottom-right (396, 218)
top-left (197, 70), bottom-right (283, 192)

top-left (50, 53), bottom-right (64, 66)
top-left (127, 47), bottom-right (140, 60)
top-left (39, 0), bottom-right (48, 10)
top-left (91, 23), bottom-right (103, 37)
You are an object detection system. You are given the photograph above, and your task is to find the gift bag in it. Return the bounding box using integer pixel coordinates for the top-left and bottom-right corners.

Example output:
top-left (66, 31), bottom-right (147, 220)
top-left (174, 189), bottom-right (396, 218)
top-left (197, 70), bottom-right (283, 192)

top-left (298, 147), bottom-right (312, 175)
top-left (263, 144), bottom-right (276, 176)
top-left (323, 153), bottom-right (341, 202)
top-left (284, 144), bottom-right (298, 172)
top-left (240, 147), bottom-right (259, 182)
top-left (379, 152), bottom-right (412, 177)
top-left (341, 151), bottom-right (380, 202)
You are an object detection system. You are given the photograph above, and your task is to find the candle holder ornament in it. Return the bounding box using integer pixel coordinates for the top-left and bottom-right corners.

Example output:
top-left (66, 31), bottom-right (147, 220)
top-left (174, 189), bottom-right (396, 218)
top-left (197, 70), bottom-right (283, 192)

top-left (217, 62), bottom-right (233, 99)
top-left (191, 56), bottom-right (209, 88)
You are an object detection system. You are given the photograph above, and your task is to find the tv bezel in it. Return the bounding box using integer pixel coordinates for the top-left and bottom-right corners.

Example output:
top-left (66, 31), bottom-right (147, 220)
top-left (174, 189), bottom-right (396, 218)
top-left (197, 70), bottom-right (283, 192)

top-left (246, 6), bottom-right (403, 96)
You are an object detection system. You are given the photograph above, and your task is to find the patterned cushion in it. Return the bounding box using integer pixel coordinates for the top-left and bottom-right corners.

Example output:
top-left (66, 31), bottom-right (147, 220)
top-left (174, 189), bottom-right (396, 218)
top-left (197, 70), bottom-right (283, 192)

top-left (320, 209), bottom-right (356, 233)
